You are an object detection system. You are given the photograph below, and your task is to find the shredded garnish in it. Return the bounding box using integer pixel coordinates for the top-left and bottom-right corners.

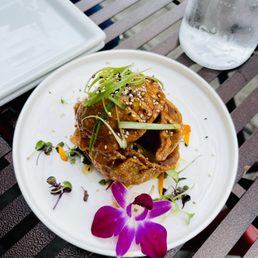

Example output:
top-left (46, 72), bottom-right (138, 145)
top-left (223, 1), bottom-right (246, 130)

top-left (82, 115), bottom-right (127, 149)
top-left (158, 173), bottom-right (165, 197)
top-left (182, 124), bottom-right (191, 146)
top-left (56, 145), bottom-right (68, 161)
top-left (84, 66), bottom-right (151, 108)
top-left (119, 121), bottom-right (181, 130)
top-left (83, 66), bottom-right (164, 151)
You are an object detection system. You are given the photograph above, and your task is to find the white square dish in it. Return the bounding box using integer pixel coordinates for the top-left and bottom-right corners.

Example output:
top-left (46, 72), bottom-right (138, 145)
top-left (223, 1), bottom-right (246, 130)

top-left (0, 0), bottom-right (105, 105)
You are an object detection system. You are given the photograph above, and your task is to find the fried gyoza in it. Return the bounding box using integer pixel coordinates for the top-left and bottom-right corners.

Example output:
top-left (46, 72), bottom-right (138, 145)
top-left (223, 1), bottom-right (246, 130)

top-left (71, 79), bottom-right (182, 185)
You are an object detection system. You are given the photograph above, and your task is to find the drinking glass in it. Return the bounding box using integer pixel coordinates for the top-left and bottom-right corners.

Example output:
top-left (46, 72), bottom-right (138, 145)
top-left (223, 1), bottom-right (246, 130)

top-left (179, 0), bottom-right (258, 70)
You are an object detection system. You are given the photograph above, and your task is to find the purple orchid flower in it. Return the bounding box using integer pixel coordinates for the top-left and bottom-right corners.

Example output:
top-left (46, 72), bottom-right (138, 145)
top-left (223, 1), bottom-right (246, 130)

top-left (91, 181), bottom-right (172, 258)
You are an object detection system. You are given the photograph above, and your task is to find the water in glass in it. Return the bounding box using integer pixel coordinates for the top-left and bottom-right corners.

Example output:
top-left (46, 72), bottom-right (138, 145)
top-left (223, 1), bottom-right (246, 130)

top-left (179, 0), bottom-right (258, 70)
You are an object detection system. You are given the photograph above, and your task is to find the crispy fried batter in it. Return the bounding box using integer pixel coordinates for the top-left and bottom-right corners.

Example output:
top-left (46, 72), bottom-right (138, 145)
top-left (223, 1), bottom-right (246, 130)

top-left (72, 79), bottom-right (182, 185)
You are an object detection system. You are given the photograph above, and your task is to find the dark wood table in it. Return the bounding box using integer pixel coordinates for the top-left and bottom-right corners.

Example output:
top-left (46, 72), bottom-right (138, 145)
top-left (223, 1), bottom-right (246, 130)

top-left (1, 1), bottom-right (258, 257)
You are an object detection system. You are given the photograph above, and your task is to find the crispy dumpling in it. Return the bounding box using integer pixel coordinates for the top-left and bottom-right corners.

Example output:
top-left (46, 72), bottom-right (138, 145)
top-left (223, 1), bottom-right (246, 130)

top-left (71, 77), bottom-right (182, 185)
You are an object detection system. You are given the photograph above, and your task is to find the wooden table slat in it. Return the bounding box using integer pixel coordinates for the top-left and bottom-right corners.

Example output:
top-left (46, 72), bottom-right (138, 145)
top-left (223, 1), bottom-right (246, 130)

top-left (231, 84), bottom-right (258, 133)
top-left (0, 195), bottom-right (30, 238)
top-left (2, 223), bottom-right (55, 258)
top-left (104, 0), bottom-right (171, 43)
top-left (55, 245), bottom-right (105, 258)
top-left (237, 128), bottom-right (258, 182)
top-left (217, 53), bottom-right (258, 103)
top-left (243, 239), bottom-right (258, 258)
top-left (232, 183), bottom-right (246, 199)
top-left (0, 164), bottom-right (16, 195)
top-left (197, 67), bottom-right (220, 83)
top-left (165, 245), bottom-right (183, 258)
top-left (90, 0), bottom-right (138, 25)
top-left (116, 1), bottom-right (187, 50)
top-left (193, 177), bottom-right (258, 258)
top-left (0, 137), bottom-right (11, 158)
top-left (174, 53), bottom-right (222, 83)
top-left (4, 151), bottom-right (12, 163)
top-left (75, 0), bottom-right (104, 13)
top-left (151, 28), bottom-right (180, 55)
top-left (176, 52), bottom-right (195, 67)
top-left (35, 236), bottom-right (68, 258)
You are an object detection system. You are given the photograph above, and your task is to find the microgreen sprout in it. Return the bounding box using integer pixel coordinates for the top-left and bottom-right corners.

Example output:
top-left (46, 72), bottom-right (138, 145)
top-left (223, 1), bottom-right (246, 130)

top-left (33, 140), bottom-right (91, 165)
top-left (98, 179), bottom-right (113, 190)
top-left (35, 140), bottom-right (45, 151)
top-left (60, 98), bottom-right (68, 104)
top-left (157, 156), bottom-right (202, 217)
top-left (81, 186), bottom-right (89, 202)
top-left (34, 140), bottom-right (54, 165)
top-left (46, 176), bottom-right (72, 210)
top-left (47, 176), bottom-right (57, 186)
top-left (170, 202), bottom-right (195, 224)
top-left (99, 179), bottom-right (112, 185)
top-left (162, 170), bottom-right (191, 208)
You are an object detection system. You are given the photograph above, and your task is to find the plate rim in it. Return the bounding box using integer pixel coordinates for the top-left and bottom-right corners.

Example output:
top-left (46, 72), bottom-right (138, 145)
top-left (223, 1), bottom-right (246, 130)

top-left (13, 49), bottom-right (239, 256)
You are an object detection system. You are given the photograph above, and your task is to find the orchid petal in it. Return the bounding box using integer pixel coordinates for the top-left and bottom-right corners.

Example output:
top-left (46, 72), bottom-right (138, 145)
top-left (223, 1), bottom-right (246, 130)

top-left (116, 224), bottom-right (135, 257)
top-left (136, 221), bottom-right (167, 258)
top-left (111, 181), bottom-right (128, 208)
top-left (133, 193), bottom-right (153, 210)
top-left (126, 203), bottom-right (132, 217)
top-left (91, 206), bottom-right (126, 238)
top-left (135, 207), bottom-right (148, 221)
top-left (148, 200), bottom-right (172, 219)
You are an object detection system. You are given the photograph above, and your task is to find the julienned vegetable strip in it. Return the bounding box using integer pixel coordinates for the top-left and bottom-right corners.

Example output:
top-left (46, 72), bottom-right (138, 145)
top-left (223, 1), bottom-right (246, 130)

top-left (82, 66), bottom-right (165, 150)
top-left (158, 173), bottom-right (164, 197)
top-left (83, 65), bottom-right (164, 108)
top-left (118, 121), bottom-right (181, 130)
top-left (83, 115), bottom-right (127, 149)
top-left (88, 101), bottom-right (114, 151)
top-left (56, 145), bottom-right (68, 161)
top-left (182, 124), bottom-right (191, 146)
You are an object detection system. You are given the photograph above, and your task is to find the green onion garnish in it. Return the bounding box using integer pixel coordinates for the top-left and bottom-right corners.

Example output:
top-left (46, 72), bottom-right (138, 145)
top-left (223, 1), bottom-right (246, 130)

top-left (82, 65), bottom-right (164, 150)
top-left (118, 121), bottom-right (181, 130)
top-left (83, 66), bottom-right (163, 108)
top-left (88, 102), bottom-right (114, 151)
top-left (83, 115), bottom-right (127, 149)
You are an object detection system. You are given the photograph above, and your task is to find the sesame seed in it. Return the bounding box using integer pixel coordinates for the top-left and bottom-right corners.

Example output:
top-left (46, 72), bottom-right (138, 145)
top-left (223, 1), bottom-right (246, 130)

top-left (104, 145), bottom-right (107, 150)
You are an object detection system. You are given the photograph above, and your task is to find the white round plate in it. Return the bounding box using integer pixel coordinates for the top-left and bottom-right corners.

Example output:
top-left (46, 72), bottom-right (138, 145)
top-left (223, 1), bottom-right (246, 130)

top-left (13, 50), bottom-right (238, 257)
